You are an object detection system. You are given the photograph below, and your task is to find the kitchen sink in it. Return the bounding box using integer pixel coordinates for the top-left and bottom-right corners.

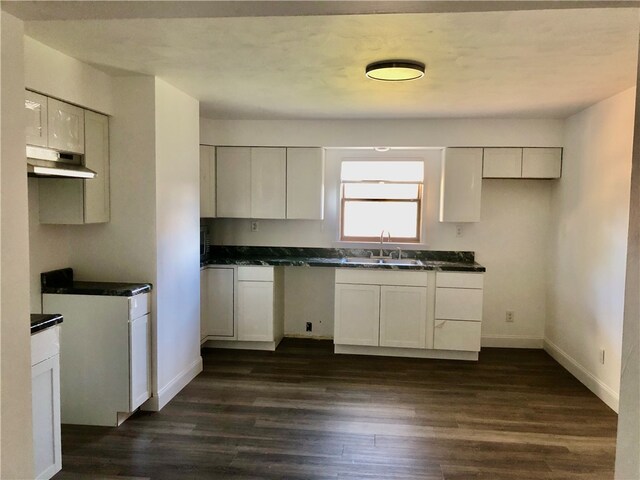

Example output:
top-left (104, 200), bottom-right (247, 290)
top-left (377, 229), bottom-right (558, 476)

top-left (344, 257), bottom-right (422, 266)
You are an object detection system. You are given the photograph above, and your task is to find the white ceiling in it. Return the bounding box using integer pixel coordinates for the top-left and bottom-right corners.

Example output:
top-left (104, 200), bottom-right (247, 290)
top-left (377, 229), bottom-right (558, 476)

top-left (18, 5), bottom-right (640, 120)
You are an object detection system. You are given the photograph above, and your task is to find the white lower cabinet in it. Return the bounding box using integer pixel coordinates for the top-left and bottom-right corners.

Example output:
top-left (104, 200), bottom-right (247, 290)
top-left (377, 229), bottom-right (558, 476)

top-left (203, 266), bottom-right (235, 339)
top-left (202, 265), bottom-right (284, 350)
top-left (334, 283), bottom-right (380, 346)
top-left (434, 272), bottom-right (484, 352)
top-left (380, 286), bottom-right (427, 349)
top-left (31, 326), bottom-right (62, 480)
top-left (334, 269), bottom-right (428, 348)
top-left (42, 292), bottom-right (151, 426)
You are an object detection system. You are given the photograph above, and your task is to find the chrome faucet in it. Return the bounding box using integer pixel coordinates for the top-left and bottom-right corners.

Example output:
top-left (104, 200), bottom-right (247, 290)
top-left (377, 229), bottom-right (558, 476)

top-left (373, 230), bottom-right (392, 258)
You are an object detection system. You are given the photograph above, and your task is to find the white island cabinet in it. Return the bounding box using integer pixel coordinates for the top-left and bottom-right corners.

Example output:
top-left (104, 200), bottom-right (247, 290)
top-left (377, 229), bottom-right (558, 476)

top-left (43, 292), bottom-right (150, 426)
top-left (31, 326), bottom-right (62, 480)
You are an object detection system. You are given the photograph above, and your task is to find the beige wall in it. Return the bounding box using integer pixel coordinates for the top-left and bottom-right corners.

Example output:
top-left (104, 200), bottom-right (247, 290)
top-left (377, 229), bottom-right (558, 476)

top-left (1, 11), bottom-right (34, 478)
top-left (153, 78), bottom-right (202, 408)
top-left (545, 87), bottom-right (636, 412)
top-left (24, 36), bottom-right (113, 115)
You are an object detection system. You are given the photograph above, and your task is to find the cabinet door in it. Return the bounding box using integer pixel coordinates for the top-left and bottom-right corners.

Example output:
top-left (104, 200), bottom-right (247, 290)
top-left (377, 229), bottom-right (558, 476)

top-left (434, 320), bottom-right (481, 352)
top-left (32, 355), bottom-right (62, 480)
top-left (84, 111), bottom-right (110, 223)
top-left (251, 147), bottom-right (286, 219)
top-left (238, 280), bottom-right (274, 341)
top-left (334, 284), bottom-right (380, 346)
top-left (482, 148), bottom-right (522, 178)
top-left (439, 148), bottom-right (483, 222)
top-left (216, 147), bottom-right (251, 218)
top-left (435, 288), bottom-right (483, 321)
top-left (25, 90), bottom-right (48, 147)
top-left (200, 145), bottom-right (216, 218)
top-left (380, 286), bottom-right (427, 349)
top-left (205, 267), bottom-right (235, 338)
top-left (200, 268), bottom-right (208, 341)
top-left (522, 148), bottom-right (562, 178)
top-left (286, 147), bottom-right (324, 220)
top-left (129, 314), bottom-right (150, 411)
top-left (47, 98), bottom-right (85, 154)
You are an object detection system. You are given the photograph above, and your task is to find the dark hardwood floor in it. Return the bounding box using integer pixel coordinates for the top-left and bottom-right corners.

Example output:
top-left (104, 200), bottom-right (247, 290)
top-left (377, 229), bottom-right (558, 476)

top-left (54, 339), bottom-right (618, 480)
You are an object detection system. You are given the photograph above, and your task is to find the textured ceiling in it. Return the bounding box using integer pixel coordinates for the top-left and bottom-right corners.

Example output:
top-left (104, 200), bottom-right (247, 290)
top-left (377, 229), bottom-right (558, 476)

top-left (23, 8), bottom-right (640, 119)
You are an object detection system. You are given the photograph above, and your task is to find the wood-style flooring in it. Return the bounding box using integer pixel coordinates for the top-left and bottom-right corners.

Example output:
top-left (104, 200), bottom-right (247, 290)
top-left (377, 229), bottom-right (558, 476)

top-left (54, 338), bottom-right (618, 480)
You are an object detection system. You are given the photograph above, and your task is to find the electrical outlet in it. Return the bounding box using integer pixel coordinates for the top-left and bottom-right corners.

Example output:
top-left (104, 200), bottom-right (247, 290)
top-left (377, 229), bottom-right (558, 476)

top-left (506, 311), bottom-right (515, 323)
top-left (456, 225), bottom-right (463, 238)
top-left (251, 221), bottom-right (259, 232)
top-left (600, 349), bottom-right (606, 365)
top-left (306, 322), bottom-right (312, 332)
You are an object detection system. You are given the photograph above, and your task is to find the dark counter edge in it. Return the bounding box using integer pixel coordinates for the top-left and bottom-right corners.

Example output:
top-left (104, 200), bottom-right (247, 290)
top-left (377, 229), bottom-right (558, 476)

top-left (31, 314), bottom-right (63, 334)
top-left (41, 283), bottom-right (152, 297)
top-left (203, 257), bottom-right (485, 272)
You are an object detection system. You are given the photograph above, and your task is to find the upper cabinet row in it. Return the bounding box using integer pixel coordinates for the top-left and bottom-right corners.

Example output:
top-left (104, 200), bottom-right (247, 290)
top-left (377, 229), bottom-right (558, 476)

top-left (440, 146), bottom-right (562, 223)
top-left (26, 90), bottom-right (86, 154)
top-left (482, 147), bottom-right (562, 179)
top-left (200, 146), bottom-right (325, 220)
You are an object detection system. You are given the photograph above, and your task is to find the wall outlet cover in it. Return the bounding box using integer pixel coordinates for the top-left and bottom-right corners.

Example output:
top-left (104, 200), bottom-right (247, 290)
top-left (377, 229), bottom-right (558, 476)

top-left (306, 322), bottom-right (312, 332)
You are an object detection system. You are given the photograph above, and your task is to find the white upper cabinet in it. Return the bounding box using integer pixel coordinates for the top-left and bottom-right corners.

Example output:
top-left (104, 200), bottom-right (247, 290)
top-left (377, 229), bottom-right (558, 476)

top-left (522, 147), bottom-right (562, 178)
top-left (439, 147), bottom-right (483, 223)
top-left (47, 98), bottom-right (85, 154)
top-left (251, 147), bottom-right (286, 219)
top-left (483, 147), bottom-right (562, 179)
top-left (216, 147), bottom-right (251, 218)
top-left (83, 111), bottom-right (110, 224)
top-left (25, 90), bottom-right (48, 147)
top-left (200, 145), bottom-right (216, 218)
top-left (39, 111), bottom-right (110, 225)
top-left (482, 148), bottom-right (522, 178)
top-left (286, 147), bottom-right (325, 220)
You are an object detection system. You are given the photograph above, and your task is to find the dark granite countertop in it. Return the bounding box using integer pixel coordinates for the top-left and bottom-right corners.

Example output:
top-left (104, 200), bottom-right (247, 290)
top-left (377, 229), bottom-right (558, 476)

top-left (205, 246), bottom-right (485, 272)
top-left (31, 313), bottom-right (63, 334)
top-left (41, 268), bottom-right (152, 297)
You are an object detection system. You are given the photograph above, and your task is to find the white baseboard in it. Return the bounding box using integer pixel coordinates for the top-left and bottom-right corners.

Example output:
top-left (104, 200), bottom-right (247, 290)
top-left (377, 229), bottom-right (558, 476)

top-left (142, 356), bottom-right (203, 412)
top-left (202, 339), bottom-right (280, 351)
top-left (543, 338), bottom-right (619, 412)
top-left (335, 344), bottom-right (478, 361)
top-left (482, 335), bottom-right (544, 349)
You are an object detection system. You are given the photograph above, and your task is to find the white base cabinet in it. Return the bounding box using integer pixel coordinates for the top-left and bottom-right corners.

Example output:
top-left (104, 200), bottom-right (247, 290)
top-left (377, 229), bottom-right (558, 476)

top-left (202, 265), bottom-right (284, 350)
top-left (42, 293), bottom-right (151, 426)
top-left (335, 269), bottom-right (484, 360)
top-left (31, 326), bottom-right (62, 480)
top-left (334, 270), bottom-right (429, 349)
top-left (434, 272), bottom-right (484, 352)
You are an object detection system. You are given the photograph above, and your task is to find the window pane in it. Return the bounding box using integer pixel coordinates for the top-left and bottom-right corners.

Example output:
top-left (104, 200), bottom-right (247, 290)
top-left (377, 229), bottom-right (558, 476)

top-left (343, 201), bottom-right (418, 239)
top-left (341, 161), bottom-right (424, 182)
top-left (344, 183), bottom-right (420, 200)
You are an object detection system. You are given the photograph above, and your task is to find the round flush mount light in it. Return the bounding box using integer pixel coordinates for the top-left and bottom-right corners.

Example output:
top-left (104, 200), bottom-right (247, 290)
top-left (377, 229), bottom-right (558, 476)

top-left (365, 60), bottom-right (425, 81)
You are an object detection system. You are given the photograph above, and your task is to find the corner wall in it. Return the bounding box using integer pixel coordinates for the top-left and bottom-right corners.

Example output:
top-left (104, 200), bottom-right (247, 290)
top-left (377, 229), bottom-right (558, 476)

top-left (1, 11), bottom-right (34, 478)
top-left (152, 78), bottom-right (202, 409)
top-left (545, 87), bottom-right (636, 412)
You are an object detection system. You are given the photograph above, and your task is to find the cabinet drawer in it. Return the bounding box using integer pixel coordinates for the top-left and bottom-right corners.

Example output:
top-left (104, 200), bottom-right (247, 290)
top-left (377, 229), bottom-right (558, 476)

top-left (129, 293), bottom-right (150, 320)
top-left (31, 326), bottom-right (60, 366)
top-left (335, 269), bottom-right (428, 287)
top-left (435, 288), bottom-right (483, 321)
top-left (238, 266), bottom-right (274, 282)
top-left (434, 320), bottom-right (481, 352)
top-left (436, 272), bottom-right (483, 289)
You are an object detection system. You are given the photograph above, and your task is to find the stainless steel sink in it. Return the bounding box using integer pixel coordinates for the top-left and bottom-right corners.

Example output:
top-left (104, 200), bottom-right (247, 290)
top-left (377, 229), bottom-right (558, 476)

top-left (344, 257), bottom-right (422, 266)
top-left (380, 258), bottom-right (422, 266)
top-left (344, 257), bottom-right (381, 264)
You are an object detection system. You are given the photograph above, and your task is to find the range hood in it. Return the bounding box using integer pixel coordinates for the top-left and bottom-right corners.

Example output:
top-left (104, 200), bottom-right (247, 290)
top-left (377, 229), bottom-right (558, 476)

top-left (27, 146), bottom-right (97, 179)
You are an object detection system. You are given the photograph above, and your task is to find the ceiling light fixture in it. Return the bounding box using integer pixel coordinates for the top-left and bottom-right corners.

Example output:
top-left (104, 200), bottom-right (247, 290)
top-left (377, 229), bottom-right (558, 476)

top-left (365, 60), bottom-right (425, 82)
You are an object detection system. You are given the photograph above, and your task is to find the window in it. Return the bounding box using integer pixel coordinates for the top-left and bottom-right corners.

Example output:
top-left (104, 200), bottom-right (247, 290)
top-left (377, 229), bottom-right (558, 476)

top-left (340, 161), bottom-right (424, 243)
